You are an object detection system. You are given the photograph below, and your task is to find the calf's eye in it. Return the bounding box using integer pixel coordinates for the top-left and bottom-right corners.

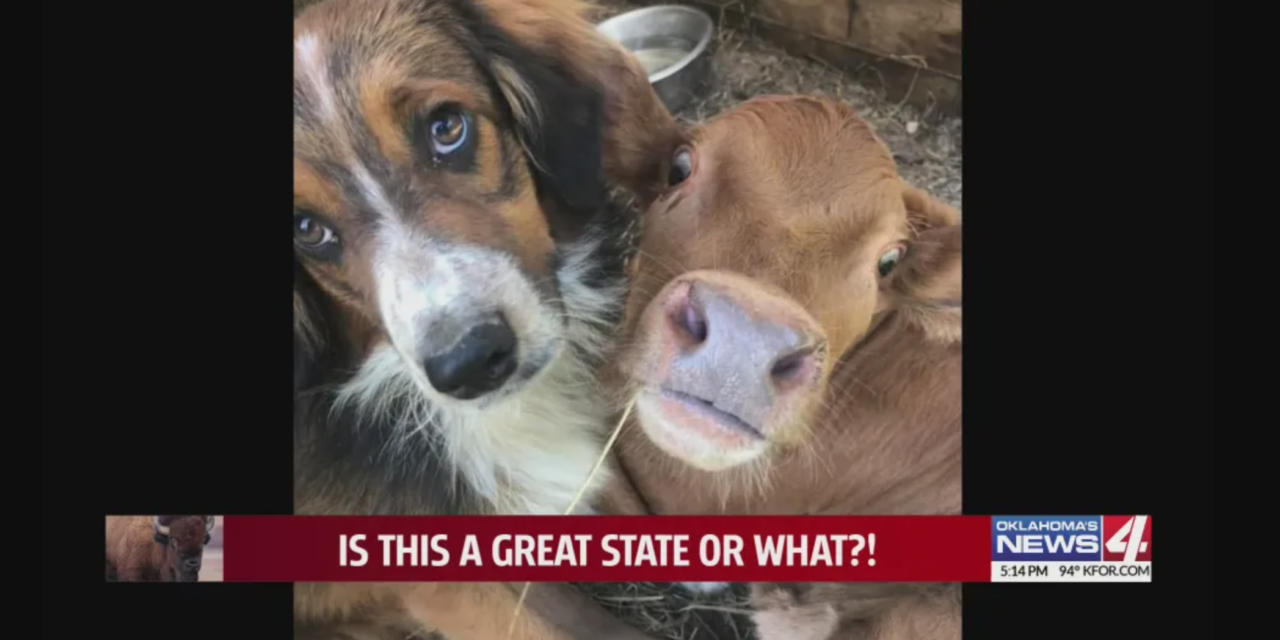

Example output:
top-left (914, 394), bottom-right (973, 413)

top-left (878, 245), bottom-right (906, 278)
top-left (668, 147), bottom-right (695, 186)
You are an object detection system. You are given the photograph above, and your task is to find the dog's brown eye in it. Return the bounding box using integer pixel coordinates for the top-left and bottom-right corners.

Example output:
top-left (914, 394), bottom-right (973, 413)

top-left (295, 213), bottom-right (337, 249)
top-left (878, 245), bottom-right (906, 278)
top-left (668, 147), bottom-right (694, 186)
top-left (429, 108), bottom-right (470, 155)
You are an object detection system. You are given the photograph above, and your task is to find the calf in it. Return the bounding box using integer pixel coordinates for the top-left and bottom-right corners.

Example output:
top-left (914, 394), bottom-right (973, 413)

top-left (595, 95), bottom-right (962, 640)
top-left (105, 515), bottom-right (215, 582)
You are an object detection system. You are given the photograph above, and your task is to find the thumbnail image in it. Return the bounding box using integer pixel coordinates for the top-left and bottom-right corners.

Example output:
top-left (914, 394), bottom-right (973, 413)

top-left (105, 515), bottom-right (223, 582)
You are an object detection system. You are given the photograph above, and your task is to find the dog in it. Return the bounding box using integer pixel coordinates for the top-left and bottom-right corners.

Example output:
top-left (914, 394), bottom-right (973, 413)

top-left (292, 0), bottom-right (679, 638)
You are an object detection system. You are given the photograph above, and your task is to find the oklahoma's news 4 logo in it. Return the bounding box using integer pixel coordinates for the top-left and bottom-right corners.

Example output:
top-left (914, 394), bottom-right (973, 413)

top-left (991, 515), bottom-right (1151, 562)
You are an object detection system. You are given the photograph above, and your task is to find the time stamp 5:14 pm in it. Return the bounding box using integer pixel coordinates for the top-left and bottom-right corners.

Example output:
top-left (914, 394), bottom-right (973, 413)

top-left (991, 561), bottom-right (1152, 582)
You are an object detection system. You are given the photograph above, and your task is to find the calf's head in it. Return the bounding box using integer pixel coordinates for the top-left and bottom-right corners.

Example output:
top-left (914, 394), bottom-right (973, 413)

top-left (619, 95), bottom-right (961, 471)
top-left (153, 515), bottom-right (215, 582)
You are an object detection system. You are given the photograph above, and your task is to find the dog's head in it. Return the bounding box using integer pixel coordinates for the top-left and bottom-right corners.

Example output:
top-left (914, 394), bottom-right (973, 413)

top-left (293, 0), bottom-right (677, 406)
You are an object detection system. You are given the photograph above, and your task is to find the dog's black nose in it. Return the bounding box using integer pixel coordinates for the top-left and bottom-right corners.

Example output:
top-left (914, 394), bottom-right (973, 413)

top-left (423, 316), bottom-right (518, 399)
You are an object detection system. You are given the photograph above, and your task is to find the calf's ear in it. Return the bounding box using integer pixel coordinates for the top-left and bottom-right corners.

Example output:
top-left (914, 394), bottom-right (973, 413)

top-left (883, 184), bottom-right (962, 343)
top-left (903, 183), bottom-right (960, 231)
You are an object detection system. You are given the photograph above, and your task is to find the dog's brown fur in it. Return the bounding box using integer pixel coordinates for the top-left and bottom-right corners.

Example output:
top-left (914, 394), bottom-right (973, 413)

top-left (595, 95), bottom-right (962, 640)
top-left (293, 0), bottom-right (676, 639)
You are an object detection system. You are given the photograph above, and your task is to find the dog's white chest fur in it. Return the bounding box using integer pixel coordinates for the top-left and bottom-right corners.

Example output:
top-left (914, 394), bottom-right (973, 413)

top-left (459, 368), bottom-right (613, 515)
top-left (334, 338), bottom-right (613, 516)
top-left (332, 233), bottom-right (623, 516)
top-left (440, 333), bottom-right (615, 515)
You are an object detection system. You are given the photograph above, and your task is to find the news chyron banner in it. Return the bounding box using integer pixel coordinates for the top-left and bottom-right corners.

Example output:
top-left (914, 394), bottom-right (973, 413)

top-left (199, 515), bottom-right (1149, 583)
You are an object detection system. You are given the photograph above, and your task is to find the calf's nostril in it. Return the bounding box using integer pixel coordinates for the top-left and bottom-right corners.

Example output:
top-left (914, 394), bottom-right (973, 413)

top-left (671, 298), bottom-right (708, 344)
top-left (770, 349), bottom-right (811, 383)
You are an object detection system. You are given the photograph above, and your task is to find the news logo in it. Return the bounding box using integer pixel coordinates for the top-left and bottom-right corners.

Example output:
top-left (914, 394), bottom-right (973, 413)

top-left (990, 515), bottom-right (1151, 582)
top-left (991, 516), bottom-right (1102, 562)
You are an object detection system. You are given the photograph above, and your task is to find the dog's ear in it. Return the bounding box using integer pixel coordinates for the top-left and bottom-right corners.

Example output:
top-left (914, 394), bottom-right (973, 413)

top-left (882, 184), bottom-right (962, 343)
top-left (458, 0), bottom-right (680, 208)
top-left (294, 296), bottom-right (316, 395)
top-left (293, 258), bottom-right (325, 395)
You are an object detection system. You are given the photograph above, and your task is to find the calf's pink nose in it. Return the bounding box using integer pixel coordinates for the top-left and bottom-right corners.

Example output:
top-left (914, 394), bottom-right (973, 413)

top-left (657, 278), bottom-right (819, 432)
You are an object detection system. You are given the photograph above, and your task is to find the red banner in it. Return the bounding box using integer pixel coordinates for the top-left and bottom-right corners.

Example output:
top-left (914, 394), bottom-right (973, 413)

top-left (221, 515), bottom-right (990, 582)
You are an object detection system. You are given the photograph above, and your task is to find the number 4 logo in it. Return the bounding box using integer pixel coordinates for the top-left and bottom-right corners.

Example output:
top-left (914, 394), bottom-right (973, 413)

top-left (1103, 515), bottom-right (1151, 562)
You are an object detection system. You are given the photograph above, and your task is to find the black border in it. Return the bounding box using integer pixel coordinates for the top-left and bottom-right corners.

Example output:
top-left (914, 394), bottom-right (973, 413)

top-left (46, 0), bottom-right (297, 633)
top-left (959, 0), bottom-right (1212, 635)
top-left (45, 0), bottom-right (1212, 638)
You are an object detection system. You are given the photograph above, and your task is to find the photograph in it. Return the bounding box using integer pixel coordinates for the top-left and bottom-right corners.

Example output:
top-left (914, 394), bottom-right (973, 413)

top-left (105, 516), bottom-right (223, 582)
top-left (290, 0), bottom-right (959, 638)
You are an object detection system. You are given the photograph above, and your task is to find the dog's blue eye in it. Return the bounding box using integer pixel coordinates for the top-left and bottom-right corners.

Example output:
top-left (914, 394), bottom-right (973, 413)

top-left (429, 109), bottom-right (469, 155)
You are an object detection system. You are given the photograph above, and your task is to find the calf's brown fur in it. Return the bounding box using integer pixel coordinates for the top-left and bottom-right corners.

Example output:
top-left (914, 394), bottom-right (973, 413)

top-left (595, 95), bottom-right (962, 640)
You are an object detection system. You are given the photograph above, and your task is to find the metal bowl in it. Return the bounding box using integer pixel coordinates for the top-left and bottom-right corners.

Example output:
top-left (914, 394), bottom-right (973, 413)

top-left (597, 5), bottom-right (715, 112)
